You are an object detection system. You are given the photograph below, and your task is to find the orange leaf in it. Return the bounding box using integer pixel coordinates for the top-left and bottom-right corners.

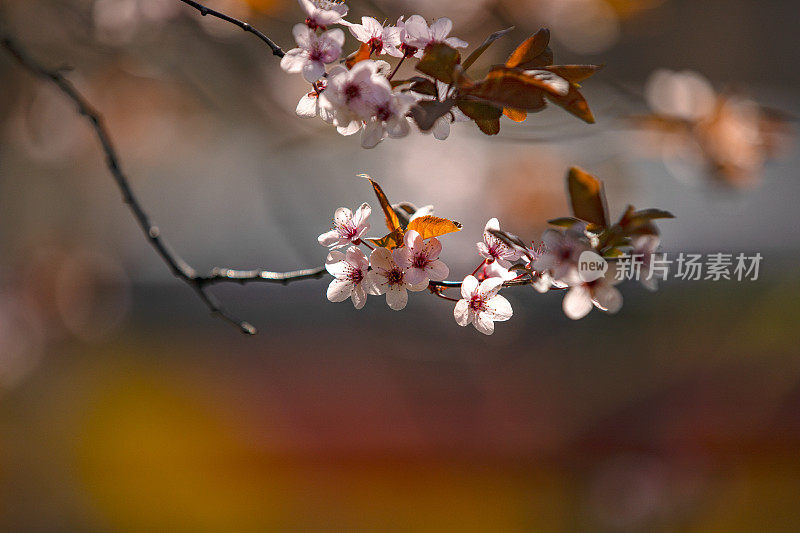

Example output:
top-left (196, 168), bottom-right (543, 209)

top-left (406, 215), bottom-right (462, 240)
top-left (416, 42), bottom-right (461, 84)
top-left (567, 167), bottom-right (609, 227)
top-left (361, 174), bottom-right (400, 232)
top-left (369, 228), bottom-right (405, 250)
top-left (503, 108), bottom-right (528, 122)
top-left (345, 42), bottom-right (371, 69)
top-left (506, 29), bottom-right (553, 69)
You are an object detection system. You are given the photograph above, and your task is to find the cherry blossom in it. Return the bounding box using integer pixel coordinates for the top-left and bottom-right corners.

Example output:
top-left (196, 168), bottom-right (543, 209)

top-left (318, 203), bottom-right (371, 248)
top-left (477, 218), bottom-right (522, 268)
top-left (296, 81), bottom-right (333, 121)
top-left (533, 225), bottom-right (591, 282)
top-left (394, 230), bottom-right (449, 285)
top-left (280, 24), bottom-right (344, 83)
top-left (320, 61), bottom-right (390, 135)
top-left (342, 17), bottom-right (402, 57)
top-left (360, 86), bottom-right (416, 148)
top-left (398, 15), bottom-right (468, 58)
top-left (325, 246), bottom-right (373, 309)
top-left (453, 275), bottom-right (513, 335)
top-left (299, 0), bottom-right (348, 30)
top-left (561, 273), bottom-right (623, 320)
top-left (367, 247), bottom-right (429, 310)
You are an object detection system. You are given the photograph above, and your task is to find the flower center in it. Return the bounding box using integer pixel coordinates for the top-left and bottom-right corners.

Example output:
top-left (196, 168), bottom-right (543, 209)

top-left (367, 37), bottom-right (383, 54)
top-left (347, 266), bottom-right (363, 284)
top-left (469, 294), bottom-right (485, 312)
top-left (375, 104), bottom-right (393, 122)
top-left (386, 267), bottom-right (405, 286)
top-left (411, 253), bottom-right (429, 269)
top-left (337, 221), bottom-right (358, 239)
top-left (344, 83), bottom-right (361, 102)
top-left (400, 43), bottom-right (418, 57)
top-left (308, 46), bottom-right (323, 61)
top-left (305, 17), bottom-right (325, 31)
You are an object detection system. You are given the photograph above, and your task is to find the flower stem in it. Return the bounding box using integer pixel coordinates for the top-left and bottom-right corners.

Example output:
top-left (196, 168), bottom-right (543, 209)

top-left (387, 55), bottom-right (406, 81)
top-left (471, 260), bottom-right (487, 277)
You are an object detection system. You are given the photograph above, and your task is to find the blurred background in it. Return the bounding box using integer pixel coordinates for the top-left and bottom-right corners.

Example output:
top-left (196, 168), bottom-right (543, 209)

top-left (1, 0), bottom-right (799, 530)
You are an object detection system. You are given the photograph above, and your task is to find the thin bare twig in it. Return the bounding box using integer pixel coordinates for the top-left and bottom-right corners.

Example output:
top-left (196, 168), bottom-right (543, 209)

top-left (176, 0), bottom-right (285, 57)
top-left (1, 32), bottom-right (325, 335)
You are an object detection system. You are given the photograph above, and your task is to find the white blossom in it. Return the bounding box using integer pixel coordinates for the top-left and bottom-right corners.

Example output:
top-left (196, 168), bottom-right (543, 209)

top-left (397, 15), bottom-right (468, 58)
top-left (533, 225), bottom-right (591, 282)
top-left (477, 218), bottom-right (522, 268)
top-left (360, 86), bottom-right (416, 148)
top-left (325, 246), bottom-right (373, 309)
top-left (320, 61), bottom-right (390, 136)
top-left (367, 247), bottom-right (428, 310)
top-left (561, 273), bottom-right (623, 320)
top-left (318, 203), bottom-right (371, 248)
top-left (453, 275), bottom-right (513, 335)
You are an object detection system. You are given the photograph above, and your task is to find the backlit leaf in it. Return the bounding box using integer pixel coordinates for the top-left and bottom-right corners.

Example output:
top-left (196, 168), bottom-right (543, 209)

top-left (345, 42), bottom-right (372, 69)
top-left (544, 83), bottom-right (595, 124)
top-left (506, 29), bottom-right (553, 69)
top-left (407, 215), bottom-right (462, 240)
top-left (409, 99), bottom-right (455, 132)
top-left (462, 26), bottom-right (515, 71)
top-left (567, 167), bottom-right (609, 228)
top-left (456, 99), bottom-right (504, 121)
top-left (543, 65), bottom-right (603, 84)
top-left (458, 68), bottom-right (550, 111)
top-left (408, 79), bottom-right (438, 97)
top-left (361, 174), bottom-right (400, 232)
top-left (369, 228), bottom-right (405, 250)
top-left (503, 108), bottom-right (528, 122)
top-left (416, 42), bottom-right (461, 84)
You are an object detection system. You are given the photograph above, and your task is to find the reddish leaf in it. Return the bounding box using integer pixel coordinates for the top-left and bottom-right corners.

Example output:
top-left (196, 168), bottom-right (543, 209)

top-left (476, 118), bottom-right (501, 135)
top-left (543, 65), bottom-right (603, 84)
top-left (409, 100), bottom-right (455, 132)
top-left (369, 228), bottom-right (405, 250)
top-left (506, 29), bottom-right (553, 69)
top-left (416, 42), bottom-right (461, 84)
top-left (544, 83), bottom-right (595, 124)
top-left (455, 99), bottom-right (503, 121)
top-left (567, 167), bottom-right (609, 227)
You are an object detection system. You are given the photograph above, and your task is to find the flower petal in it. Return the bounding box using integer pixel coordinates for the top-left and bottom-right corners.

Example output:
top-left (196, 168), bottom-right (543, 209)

top-left (592, 283), bottom-right (623, 314)
top-left (296, 94), bottom-right (318, 118)
top-left (474, 313), bottom-right (495, 335)
top-left (280, 48), bottom-right (307, 74)
top-left (479, 277), bottom-right (504, 299)
top-left (454, 299), bottom-right (471, 326)
top-left (319, 230), bottom-right (344, 248)
top-left (563, 285), bottom-right (593, 320)
top-left (369, 247), bottom-right (394, 271)
top-left (485, 294), bottom-right (513, 321)
top-left (385, 285), bottom-right (408, 310)
top-left (404, 267), bottom-right (427, 286)
top-left (429, 17), bottom-right (453, 41)
top-left (292, 23), bottom-right (315, 48)
top-left (425, 260), bottom-right (449, 282)
top-left (351, 285), bottom-right (367, 309)
top-left (461, 275), bottom-right (479, 299)
top-left (302, 60), bottom-right (326, 83)
top-left (327, 279), bottom-right (352, 302)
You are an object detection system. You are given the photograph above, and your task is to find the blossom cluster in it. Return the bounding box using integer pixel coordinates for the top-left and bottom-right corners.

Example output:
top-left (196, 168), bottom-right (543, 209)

top-left (317, 169), bottom-right (674, 335)
top-left (282, 0), bottom-right (468, 148)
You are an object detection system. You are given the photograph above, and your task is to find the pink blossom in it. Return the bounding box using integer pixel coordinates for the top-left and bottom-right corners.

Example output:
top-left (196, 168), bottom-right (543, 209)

top-left (360, 86), bottom-right (416, 148)
top-left (342, 17), bottom-right (402, 57)
top-left (453, 275), bottom-right (513, 335)
top-left (394, 230), bottom-right (449, 285)
top-left (299, 0), bottom-right (348, 30)
top-left (281, 24), bottom-right (344, 83)
top-left (561, 275), bottom-right (623, 320)
top-left (477, 218), bottom-right (522, 268)
top-left (318, 203), bottom-right (371, 248)
top-left (533, 225), bottom-right (591, 282)
top-left (320, 61), bottom-right (390, 135)
top-left (366, 247), bottom-right (428, 310)
top-left (398, 15), bottom-right (468, 58)
top-left (325, 246), bottom-right (373, 309)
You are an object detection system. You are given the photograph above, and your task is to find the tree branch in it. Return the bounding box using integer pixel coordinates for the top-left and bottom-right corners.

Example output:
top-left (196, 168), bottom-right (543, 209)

top-left (0, 32), bottom-right (325, 335)
top-left (176, 0), bottom-right (285, 58)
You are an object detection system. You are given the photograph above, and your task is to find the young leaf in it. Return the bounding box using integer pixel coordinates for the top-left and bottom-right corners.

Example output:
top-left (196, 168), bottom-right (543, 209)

top-left (455, 99), bottom-right (504, 121)
top-left (361, 174), bottom-right (400, 232)
top-left (345, 42), bottom-right (372, 69)
top-left (369, 228), bottom-right (405, 250)
top-left (408, 78), bottom-right (438, 97)
top-left (543, 84), bottom-right (595, 124)
top-left (506, 28), bottom-right (553, 69)
top-left (416, 42), bottom-right (461, 84)
top-left (462, 26), bottom-right (515, 71)
top-left (543, 65), bottom-right (603, 84)
top-left (406, 215), bottom-right (462, 240)
top-left (503, 108), bottom-right (528, 122)
top-left (567, 167), bottom-right (609, 228)
top-left (409, 99), bottom-right (455, 131)
top-left (458, 68), bottom-right (549, 111)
